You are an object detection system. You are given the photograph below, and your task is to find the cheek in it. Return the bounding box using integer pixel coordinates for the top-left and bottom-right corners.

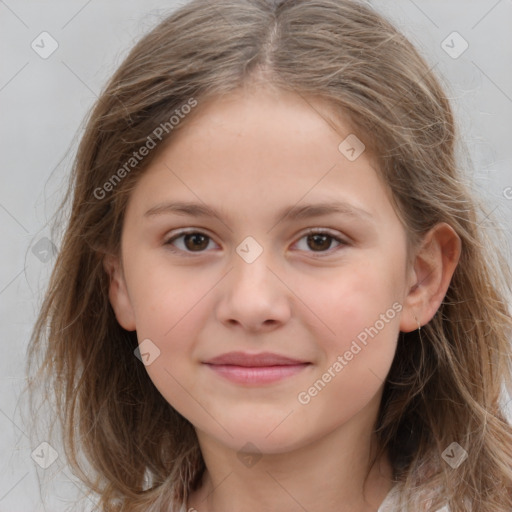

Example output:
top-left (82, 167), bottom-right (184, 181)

top-left (293, 266), bottom-right (401, 436)
top-left (130, 293), bottom-right (210, 425)
top-left (127, 256), bottom-right (212, 340)
top-left (290, 255), bottom-right (404, 415)
top-left (292, 259), bottom-right (404, 350)
top-left (125, 259), bottom-right (215, 401)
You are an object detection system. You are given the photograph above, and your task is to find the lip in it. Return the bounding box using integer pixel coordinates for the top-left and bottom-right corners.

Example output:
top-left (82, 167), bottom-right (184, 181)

top-left (205, 351), bottom-right (308, 366)
top-left (203, 351), bottom-right (311, 385)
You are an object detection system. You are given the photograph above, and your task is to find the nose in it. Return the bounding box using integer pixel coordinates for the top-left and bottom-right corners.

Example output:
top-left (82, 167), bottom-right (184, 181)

top-left (215, 250), bottom-right (292, 333)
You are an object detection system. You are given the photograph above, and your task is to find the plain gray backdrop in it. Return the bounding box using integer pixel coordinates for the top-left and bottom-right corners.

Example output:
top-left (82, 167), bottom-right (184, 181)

top-left (1, 1), bottom-right (511, 510)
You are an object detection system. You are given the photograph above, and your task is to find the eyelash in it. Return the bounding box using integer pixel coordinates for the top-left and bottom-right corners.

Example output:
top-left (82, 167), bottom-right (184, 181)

top-left (163, 228), bottom-right (349, 257)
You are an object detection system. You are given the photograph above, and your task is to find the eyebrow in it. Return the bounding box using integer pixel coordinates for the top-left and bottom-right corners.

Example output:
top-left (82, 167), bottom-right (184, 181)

top-left (144, 200), bottom-right (374, 225)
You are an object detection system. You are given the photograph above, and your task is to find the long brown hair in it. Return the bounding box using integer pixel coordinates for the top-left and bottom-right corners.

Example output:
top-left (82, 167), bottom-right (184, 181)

top-left (27, 0), bottom-right (512, 510)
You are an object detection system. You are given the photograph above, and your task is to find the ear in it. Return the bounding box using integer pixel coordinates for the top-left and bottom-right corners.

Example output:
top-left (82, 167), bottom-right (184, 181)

top-left (103, 253), bottom-right (136, 331)
top-left (400, 223), bottom-right (461, 333)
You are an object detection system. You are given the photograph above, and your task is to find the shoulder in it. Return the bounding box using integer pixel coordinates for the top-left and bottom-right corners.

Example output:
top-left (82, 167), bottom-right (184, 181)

top-left (378, 483), bottom-right (450, 512)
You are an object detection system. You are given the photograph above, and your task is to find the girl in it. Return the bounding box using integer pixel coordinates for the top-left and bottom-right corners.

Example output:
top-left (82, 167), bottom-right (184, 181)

top-left (28, 0), bottom-right (512, 511)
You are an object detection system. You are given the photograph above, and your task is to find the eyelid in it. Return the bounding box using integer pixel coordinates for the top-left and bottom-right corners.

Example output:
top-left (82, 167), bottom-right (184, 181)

top-left (297, 226), bottom-right (348, 240)
top-left (164, 227), bottom-right (214, 241)
top-left (291, 227), bottom-right (349, 255)
top-left (163, 228), bottom-right (220, 255)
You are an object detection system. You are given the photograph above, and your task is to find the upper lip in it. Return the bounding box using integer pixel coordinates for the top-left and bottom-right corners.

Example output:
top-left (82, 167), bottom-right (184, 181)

top-left (204, 351), bottom-right (309, 367)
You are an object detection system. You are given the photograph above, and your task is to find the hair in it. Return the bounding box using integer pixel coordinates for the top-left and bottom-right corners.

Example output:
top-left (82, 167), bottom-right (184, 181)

top-left (27, 0), bottom-right (512, 511)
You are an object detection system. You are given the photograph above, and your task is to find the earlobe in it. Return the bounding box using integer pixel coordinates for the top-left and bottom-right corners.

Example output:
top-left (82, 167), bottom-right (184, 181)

top-left (400, 223), bottom-right (461, 333)
top-left (103, 254), bottom-right (137, 331)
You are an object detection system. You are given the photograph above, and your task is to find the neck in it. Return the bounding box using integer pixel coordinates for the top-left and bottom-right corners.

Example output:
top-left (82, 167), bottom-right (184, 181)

top-left (187, 397), bottom-right (394, 512)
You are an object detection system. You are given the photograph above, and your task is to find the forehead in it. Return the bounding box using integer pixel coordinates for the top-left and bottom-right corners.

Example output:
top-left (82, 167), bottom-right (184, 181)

top-left (125, 87), bottom-right (397, 228)
top-left (168, 86), bottom-right (348, 157)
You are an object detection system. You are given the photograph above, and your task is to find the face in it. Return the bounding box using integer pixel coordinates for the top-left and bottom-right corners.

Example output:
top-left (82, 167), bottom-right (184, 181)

top-left (109, 86), bottom-right (415, 455)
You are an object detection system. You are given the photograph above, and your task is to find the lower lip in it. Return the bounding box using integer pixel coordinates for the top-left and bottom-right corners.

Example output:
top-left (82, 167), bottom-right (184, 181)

top-left (204, 363), bottom-right (310, 385)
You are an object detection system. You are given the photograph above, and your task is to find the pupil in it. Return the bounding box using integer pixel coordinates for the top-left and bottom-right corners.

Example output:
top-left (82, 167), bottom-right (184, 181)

top-left (309, 234), bottom-right (331, 251)
top-left (185, 233), bottom-right (208, 251)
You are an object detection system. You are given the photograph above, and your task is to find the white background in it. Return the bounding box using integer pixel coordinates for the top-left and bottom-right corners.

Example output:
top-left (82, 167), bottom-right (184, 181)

top-left (0, 0), bottom-right (511, 510)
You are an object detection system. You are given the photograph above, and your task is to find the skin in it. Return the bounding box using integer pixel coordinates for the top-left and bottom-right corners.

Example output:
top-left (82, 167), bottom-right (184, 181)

top-left (105, 85), bottom-right (461, 512)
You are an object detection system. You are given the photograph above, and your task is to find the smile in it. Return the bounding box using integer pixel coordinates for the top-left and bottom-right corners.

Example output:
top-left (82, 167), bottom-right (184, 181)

top-left (203, 351), bottom-right (312, 385)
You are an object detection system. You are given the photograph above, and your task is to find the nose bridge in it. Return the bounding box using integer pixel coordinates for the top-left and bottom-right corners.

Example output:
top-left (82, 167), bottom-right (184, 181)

top-left (214, 236), bottom-right (291, 330)
top-left (231, 236), bottom-right (274, 292)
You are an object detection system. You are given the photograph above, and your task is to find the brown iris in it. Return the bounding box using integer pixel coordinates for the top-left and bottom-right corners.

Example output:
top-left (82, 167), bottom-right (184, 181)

top-left (307, 234), bottom-right (333, 252)
top-left (183, 233), bottom-right (210, 251)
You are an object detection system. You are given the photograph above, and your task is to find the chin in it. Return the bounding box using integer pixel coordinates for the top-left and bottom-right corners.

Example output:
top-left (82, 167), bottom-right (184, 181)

top-left (229, 432), bottom-right (304, 456)
top-left (197, 414), bottom-right (310, 455)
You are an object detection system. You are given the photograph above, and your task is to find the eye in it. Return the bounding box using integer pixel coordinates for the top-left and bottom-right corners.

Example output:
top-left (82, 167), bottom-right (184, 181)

top-left (293, 229), bottom-right (347, 255)
top-left (164, 230), bottom-right (219, 254)
top-left (163, 228), bottom-right (348, 256)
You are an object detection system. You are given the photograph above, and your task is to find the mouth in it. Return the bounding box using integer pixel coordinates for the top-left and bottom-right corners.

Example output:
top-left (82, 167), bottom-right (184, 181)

top-left (203, 351), bottom-right (312, 385)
